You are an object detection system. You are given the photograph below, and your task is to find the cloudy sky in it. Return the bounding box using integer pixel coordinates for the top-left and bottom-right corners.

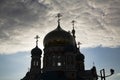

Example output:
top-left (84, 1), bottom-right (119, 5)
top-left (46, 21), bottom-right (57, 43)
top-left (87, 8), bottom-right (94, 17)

top-left (0, 0), bottom-right (120, 80)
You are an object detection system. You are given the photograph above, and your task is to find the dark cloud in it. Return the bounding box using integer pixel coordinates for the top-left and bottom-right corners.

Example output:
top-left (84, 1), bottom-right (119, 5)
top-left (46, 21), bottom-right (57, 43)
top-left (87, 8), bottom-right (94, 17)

top-left (0, 0), bottom-right (120, 53)
top-left (0, 0), bottom-right (48, 39)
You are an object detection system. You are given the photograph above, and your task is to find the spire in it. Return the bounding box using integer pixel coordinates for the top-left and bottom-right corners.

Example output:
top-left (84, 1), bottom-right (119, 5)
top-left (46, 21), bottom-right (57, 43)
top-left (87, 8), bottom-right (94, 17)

top-left (78, 42), bottom-right (81, 49)
top-left (72, 20), bottom-right (75, 28)
top-left (56, 13), bottom-right (62, 29)
top-left (71, 20), bottom-right (76, 38)
top-left (71, 20), bottom-right (78, 49)
top-left (34, 35), bottom-right (40, 47)
top-left (93, 62), bottom-right (95, 67)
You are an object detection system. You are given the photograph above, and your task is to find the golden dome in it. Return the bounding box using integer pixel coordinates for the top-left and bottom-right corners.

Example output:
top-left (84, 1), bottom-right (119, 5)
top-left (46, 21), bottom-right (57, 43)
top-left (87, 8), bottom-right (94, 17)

top-left (43, 25), bottom-right (75, 47)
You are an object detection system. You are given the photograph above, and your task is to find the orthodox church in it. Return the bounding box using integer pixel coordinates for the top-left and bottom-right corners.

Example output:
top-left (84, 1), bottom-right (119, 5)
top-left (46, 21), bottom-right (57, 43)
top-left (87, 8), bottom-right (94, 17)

top-left (21, 14), bottom-right (98, 80)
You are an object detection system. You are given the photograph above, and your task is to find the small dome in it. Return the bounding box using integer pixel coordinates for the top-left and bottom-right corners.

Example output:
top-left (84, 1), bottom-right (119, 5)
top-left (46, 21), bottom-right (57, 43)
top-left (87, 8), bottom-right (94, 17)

top-left (31, 46), bottom-right (42, 56)
top-left (43, 25), bottom-right (75, 47)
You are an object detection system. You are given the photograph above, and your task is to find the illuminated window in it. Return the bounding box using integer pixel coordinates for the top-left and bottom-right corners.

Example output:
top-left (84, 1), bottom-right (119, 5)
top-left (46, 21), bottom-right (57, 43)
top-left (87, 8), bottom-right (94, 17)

top-left (57, 62), bottom-right (61, 66)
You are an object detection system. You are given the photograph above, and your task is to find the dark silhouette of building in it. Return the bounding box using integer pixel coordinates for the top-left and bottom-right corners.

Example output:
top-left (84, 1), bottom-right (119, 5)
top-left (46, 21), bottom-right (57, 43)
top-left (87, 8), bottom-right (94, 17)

top-left (21, 14), bottom-right (98, 80)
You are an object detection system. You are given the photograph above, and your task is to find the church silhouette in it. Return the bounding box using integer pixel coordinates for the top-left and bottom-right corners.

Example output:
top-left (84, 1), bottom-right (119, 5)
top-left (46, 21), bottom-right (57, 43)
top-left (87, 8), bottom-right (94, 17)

top-left (21, 14), bottom-right (98, 80)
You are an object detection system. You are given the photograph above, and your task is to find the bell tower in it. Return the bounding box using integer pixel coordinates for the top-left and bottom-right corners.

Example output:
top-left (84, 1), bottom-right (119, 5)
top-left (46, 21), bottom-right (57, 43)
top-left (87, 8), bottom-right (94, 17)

top-left (30, 35), bottom-right (42, 79)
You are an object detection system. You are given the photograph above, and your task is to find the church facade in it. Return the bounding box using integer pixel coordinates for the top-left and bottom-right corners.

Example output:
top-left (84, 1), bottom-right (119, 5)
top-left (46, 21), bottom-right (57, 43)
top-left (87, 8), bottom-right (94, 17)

top-left (21, 15), bottom-right (98, 80)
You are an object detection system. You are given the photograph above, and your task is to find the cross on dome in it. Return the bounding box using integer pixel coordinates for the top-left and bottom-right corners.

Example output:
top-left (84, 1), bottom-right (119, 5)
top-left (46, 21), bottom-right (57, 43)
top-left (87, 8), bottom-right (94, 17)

top-left (71, 20), bottom-right (76, 28)
top-left (35, 35), bottom-right (40, 47)
top-left (71, 20), bottom-right (76, 38)
top-left (56, 13), bottom-right (62, 26)
top-left (93, 62), bottom-right (95, 66)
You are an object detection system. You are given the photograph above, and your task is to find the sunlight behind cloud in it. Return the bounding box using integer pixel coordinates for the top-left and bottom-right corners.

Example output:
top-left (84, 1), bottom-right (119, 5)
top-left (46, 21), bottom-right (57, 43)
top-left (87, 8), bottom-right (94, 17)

top-left (0, 0), bottom-right (120, 53)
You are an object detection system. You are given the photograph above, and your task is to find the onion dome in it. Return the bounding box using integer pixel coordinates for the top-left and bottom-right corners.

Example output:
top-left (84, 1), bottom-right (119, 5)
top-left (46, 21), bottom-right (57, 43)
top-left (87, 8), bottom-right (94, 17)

top-left (31, 35), bottom-right (42, 56)
top-left (31, 46), bottom-right (42, 56)
top-left (43, 14), bottom-right (76, 47)
top-left (43, 25), bottom-right (75, 47)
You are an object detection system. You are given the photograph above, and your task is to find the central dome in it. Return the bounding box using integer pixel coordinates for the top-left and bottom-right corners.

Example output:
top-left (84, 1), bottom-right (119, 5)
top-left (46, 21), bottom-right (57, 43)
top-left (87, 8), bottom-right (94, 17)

top-left (43, 25), bottom-right (75, 47)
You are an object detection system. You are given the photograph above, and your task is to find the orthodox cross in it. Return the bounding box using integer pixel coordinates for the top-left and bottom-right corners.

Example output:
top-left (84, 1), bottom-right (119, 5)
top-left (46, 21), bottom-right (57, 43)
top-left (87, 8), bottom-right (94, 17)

top-left (93, 62), bottom-right (95, 66)
top-left (71, 20), bottom-right (76, 28)
top-left (56, 13), bottom-right (62, 25)
top-left (35, 35), bottom-right (40, 47)
top-left (71, 20), bottom-right (76, 38)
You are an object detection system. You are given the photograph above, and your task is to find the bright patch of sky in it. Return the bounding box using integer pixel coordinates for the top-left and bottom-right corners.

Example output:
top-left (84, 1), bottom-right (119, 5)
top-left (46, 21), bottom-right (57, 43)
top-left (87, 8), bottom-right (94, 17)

top-left (0, 52), bottom-right (30, 80)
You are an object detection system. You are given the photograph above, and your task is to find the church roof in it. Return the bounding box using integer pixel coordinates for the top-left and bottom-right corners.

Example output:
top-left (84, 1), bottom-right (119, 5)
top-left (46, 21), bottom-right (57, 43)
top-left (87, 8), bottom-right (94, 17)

top-left (43, 25), bottom-right (75, 47)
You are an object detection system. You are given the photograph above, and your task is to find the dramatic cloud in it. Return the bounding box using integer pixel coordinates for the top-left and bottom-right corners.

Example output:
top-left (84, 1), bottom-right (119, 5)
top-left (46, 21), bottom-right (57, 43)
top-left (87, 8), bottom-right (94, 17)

top-left (0, 0), bottom-right (120, 53)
